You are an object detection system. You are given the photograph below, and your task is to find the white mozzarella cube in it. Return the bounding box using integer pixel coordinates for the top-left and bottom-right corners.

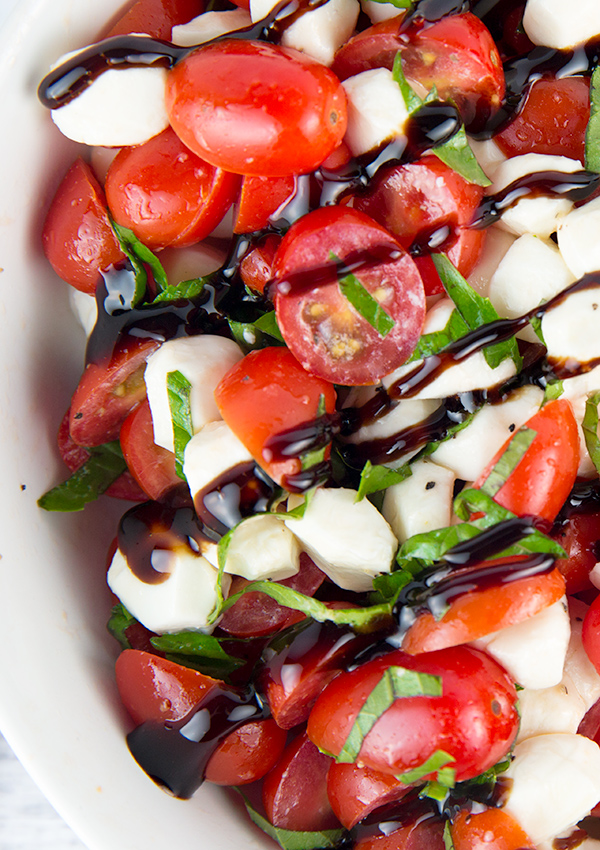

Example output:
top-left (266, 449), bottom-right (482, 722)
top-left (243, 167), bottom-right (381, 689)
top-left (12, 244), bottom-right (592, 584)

top-left (468, 137), bottom-right (507, 182)
top-left (184, 420), bottom-right (253, 504)
top-left (342, 68), bottom-right (410, 157)
top-left (171, 9), bottom-right (252, 45)
top-left (467, 225), bottom-right (516, 298)
top-left (68, 288), bottom-right (97, 338)
top-left (107, 546), bottom-right (230, 634)
top-left (503, 733), bottom-right (600, 845)
top-left (517, 679), bottom-right (588, 741)
top-left (52, 66), bottom-right (169, 147)
top-left (523, 0), bottom-right (600, 48)
top-left (382, 459), bottom-right (455, 542)
top-left (284, 488), bottom-right (397, 592)
top-left (431, 385), bottom-right (543, 482)
top-left (489, 234), bottom-right (576, 343)
top-left (554, 366), bottom-right (600, 476)
top-left (222, 514), bottom-right (300, 581)
top-left (251, 0), bottom-right (359, 66)
top-left (144, 335), bottom-right (244, 452)
top-left (558, 196), bottom-right (600, 279)
top-left (542, 285), bottom-right (600, 365)
top-left (491, 154), bottom-right (582, 237)
top-left (474, 598), bottom-right (570, 690)
top-left (159, 243), bottom-right (226, 286)
top-left (563, 599), bottom-right (600, 713)
top-left (361, 0), bottom-right (404, 21)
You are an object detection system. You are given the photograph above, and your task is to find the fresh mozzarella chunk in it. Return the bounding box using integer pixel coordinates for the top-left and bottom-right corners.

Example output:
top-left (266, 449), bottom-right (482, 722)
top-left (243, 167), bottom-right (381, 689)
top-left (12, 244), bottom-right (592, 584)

top-left (556, 366), bottom-right (600, 476)
top-left (159, 242), bottom-right (226, 285)
top-left (503, 733), bottom-right (600, 845)
top-left (171, 9), bottom-right (252, 45)
top-left (468, 137), bottom-right (507, 182)
top-left (250, 0), bottom-right (359, 66)
top-left (344, 397), bottom-right (439, 467)
top-left (542, 285), bottom-right (600, 365)
top-left (184, 420), bottom-right (253, 507)
top-left (284, 488), bottom-right (397, 592)
top-left (361, 0), bottom-right (403, 21)
top-left (473, 598), bottom-right (570, 690)
top-left (52, 67), bottom-right (169, 147)
top-left (523, 0), bottom-right (600, 48)
top-left (563, 599), bottom-right (600, 713)
top-left (489, 234), bottom-right (576, 343)
top-left (382, 459), bottom-right (455, 542)
top-left (431, 385), bottom-right (543, 481)
top-left (222, 514), bottom-right (300, 581)
top-left (107, 546), bottom-right (230, 634)
top-left (342, 68), bottom-right (410, 157)
top-left (558, 196), bottom-right (600, 279)
top-left (144, 336), bottom-right (244, 452)
top-left (467, 225), bottom-right (516, 298)
top-left (491, 154), bottom-right (582, 237)
top-left (68, 288), bottom-right (97, 338)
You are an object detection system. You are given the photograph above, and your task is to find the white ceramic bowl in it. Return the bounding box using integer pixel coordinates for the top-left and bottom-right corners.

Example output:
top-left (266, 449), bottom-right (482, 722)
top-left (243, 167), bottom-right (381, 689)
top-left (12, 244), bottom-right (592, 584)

top-left (0, 3), bottom-right (267, 848)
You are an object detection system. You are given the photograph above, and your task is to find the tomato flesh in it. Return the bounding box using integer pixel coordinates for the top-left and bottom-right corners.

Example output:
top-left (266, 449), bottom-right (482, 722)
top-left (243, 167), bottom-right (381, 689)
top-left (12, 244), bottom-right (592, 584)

top-left (205, 718), bottom-right (287, 785)
top-left (104, 0), bottom-right (202, 39)
top-left (450, 807), bottom-right (535, 850)
top-left (326, 762), bottom-right (410, 829)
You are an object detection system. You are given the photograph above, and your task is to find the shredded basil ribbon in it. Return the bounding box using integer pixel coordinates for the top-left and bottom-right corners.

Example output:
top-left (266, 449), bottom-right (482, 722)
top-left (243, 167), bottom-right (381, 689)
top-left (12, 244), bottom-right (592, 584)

top-left (167, 369), bottom-right (193, 480)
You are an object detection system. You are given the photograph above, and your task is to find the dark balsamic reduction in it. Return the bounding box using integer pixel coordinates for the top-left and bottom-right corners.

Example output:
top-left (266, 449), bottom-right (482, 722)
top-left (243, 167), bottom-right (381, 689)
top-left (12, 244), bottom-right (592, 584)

top-left (194, 461), bottom-right (276, 538)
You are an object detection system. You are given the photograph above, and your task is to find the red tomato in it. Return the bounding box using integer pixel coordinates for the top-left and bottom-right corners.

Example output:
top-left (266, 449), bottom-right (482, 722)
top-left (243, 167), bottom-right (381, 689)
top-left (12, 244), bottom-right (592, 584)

top-left (262, 732), bottom-right (340, 831)
top-left (234, 175), bottom-right (297, 234)
top-left (105, 128), bottom-right (240, 250)
top-left (307, 646), bottom-right (519, 783)
top-left (582, 595), bottom-right (600, 676)
top-left (353, 815), bottom-right (445, 850)
top-left (165, 40), bottom-right (347, 177)
top-left (115, 649), bottom-right (218, 726)
top-left (351, 156), bottom-right (485, 280)
top-left (104, 0), bottom-right (202, 39)
top-left (495, 77), bottom-right (590, 164)
top-left (272, 207), bottom-right (426, 386)
top-left (401, 565), bottom-right (566, 655)
top-left (239, 235), bottom-right (280, 294)
top-left (69, 336), bottom-right (160, 447)
top-left (331, 15), bottom-right (408, 81)
top-left (120, 400), bottom-right (185, 502)
top-left (42, 158), bottom-right (125, 293)
top-left (204, 718), bottom-right (287, 786)
top-left (214, 346), bottom-right (337, 486)
top-left (450, 807), bottom-right (535, 850)
top-left (401, 13), bottom-right (505, 132)
top-left (474, 399), bottom-right (580, 524)
top-left (326, 762), bottom-right (410, 829)
top-left (551, 509), bottom-right (600, 594)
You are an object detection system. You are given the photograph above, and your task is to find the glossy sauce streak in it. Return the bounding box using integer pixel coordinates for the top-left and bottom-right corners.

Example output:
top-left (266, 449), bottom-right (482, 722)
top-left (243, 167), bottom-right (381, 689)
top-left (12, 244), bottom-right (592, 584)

top-left (194, 461), bottom-right (275, 538)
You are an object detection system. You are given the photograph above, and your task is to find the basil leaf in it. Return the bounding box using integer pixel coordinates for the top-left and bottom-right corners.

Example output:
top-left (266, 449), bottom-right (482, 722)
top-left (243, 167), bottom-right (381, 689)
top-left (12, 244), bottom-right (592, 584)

top-left (396, 750), bottom-right (455, 785)
top-left (37, 441), bottom-right (127, 511)
top-left (229, 312), bottom-right (286, 352)
top-left (478, 427), bottom-right (537, 497)
top-left (444, 821), bottom-right (455, 850)
top-left (151, 277), bottom-right (207, 303)
top-left (167, 370), bottom-right (193, 480)
top-left (392, 51), bottom-right (423, 114)
top-left (237, 790), bottom-right (346, 850)
top-left (150, 631), bottom-right (244, 676)
top-left (407, 308), bottom-right (469, 362)
top-left (332, 255), bottom-right (395, 338)
top-left (371, 0), bottom-right (412, 7)
top-left (107, 603), bottom-right (137, 650)
top-left (112, 220), bottom-right (168, 299)
top-left (432, 254), bottom-right (521, 370)
top-left (421, 780), bottom-right (450, 802)
top-left (583, 391), bottom-right (600, 474)
top-left (586, 66), bottom-right (600, 173)
top-left (529, 312), bottom-right (545, 345)
top-left (544, 380), bottom-right (564, 402)
top-left (370, 565), bottom-right (418, 605)
top-left (432, 124), bottom-right (491, 187)
top-left (337, 667), bottom-right (442, 763)
top-left (356, 460), bottom-right (412, 501)
top-left (300, 394), bottom-right (329, 472)
top-left (254, 310), bottom-right (285, 342)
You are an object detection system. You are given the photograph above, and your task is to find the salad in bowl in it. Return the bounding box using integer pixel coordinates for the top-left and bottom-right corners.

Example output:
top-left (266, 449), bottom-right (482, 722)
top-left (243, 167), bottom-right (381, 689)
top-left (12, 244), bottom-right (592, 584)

top-left (16, 0), bottom-right (600, 846)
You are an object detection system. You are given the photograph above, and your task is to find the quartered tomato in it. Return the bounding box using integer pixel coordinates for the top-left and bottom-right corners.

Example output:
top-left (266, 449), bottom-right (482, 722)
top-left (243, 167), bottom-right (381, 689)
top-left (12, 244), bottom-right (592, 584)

top-left (204, 718), bottom-right (287, 786)
top-left (331, 14), bottom-right (408, 81)
top-left (326, 762), bottom-right (410, 829)
top-left (353, 814), bottom-right (445, 850)
top-left (233, 174), bottom-right (297, 234)
top-left (272, 206), bottom-right (426, 386)
top-left (239, 235), bottom-right (280, 294)
top-left (582, 595), bottom-right (600, 677)
top-left (552, 508), bottom-right (600, 594)
top-left (165, 40), bottom-right (347, 176)
top-left (450, 807), bottom-right (535, 850)
top-left (104, 0), bottom-right (202, 39)
top-left (105, 127), bottom-right (240, 250)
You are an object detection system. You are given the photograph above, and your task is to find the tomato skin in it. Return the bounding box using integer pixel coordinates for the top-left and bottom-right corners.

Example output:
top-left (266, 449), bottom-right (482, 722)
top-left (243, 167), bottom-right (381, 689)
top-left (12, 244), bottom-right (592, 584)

top-left (450, 807), bottom-right (535, 850)
top-left (551, 509), bottom-right (600, 594)
top-left (401, 566), bottom-right (566, 654)
top-left (307, 646), bottom-right (519, 783)
top-left (105, 128), bottom-right (240, 250)
top-left (234, 174), bottom-right (297, 234)
top-left (42, 158), bottom-right (125, 293)
top-left (353, 815), bottom-right (444, 850)
top-left (326, 762), bottom-right (410, 829)
top-left (115, 649), bottom-right (218, 726)
top-left (272, 206), bottom-right (426, 386)
top-left (204, 718), bottom-right (287, 785)
top-left (331, 15), bottom-right (407, 81)
top-left (582, 595), bottom-right (600, 677)
top-left (239, 234), bottom-right (280, 294)
top-left (214, 346), bottom-right (337, 486)
top-left (475, 399), bottom-right (580, 524)
top-left (495, 77), bottom-right (590, 164)
top-left (104, 0), bottom-right (202, 39)
top-left (166, 40), bottom-right (347, 177)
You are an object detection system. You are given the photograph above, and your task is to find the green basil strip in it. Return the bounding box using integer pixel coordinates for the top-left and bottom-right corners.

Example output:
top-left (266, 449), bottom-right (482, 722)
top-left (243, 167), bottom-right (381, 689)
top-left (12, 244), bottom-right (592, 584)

top-left (432, 124), bottom-right (491, 187)
top-left (420, 779), bottom-right (450, 802)
top-left (407, 308), bottom-right (470, 363)
top-left (432, 254), bottom-right (521, 370)
top-left (371, 0), bottom-right (412, 7)
top-left (392, 51), bottom-right (423, 114)
top-left (150, 632), bottom-right (244, 676)
top-left (356, 460), bottom-right (412, 501)
top-left (107, 603), bottom-right (137, 650)
top-left (444, 820), bottom-right (455, 850)
top-left (337, 667), bottom-right (442, 763)
top-left (544, 380), bottom-right (564, 402)
top-left (112, 220), bottom-right (168, 299)
top-left (583, 391), bottom-right (600, 474)
top-left (37, 441), bottom-right (127, 512)
top-left (336, 268), bottom-right (396, 337)
top-left (167, 370), bottom-right (193, 480)
top-left (479, 427), bottom-right (537, 497)
top-left (254, 310), bottom-right (285, 342)
top-left (236, 790), bottom-right (347, 850)
top-left (396, 750), bottom-right (455, 785)
top-left (586, 66), bottom-right (600, 173)
top-left (150, 277), bottom-right (207, 303)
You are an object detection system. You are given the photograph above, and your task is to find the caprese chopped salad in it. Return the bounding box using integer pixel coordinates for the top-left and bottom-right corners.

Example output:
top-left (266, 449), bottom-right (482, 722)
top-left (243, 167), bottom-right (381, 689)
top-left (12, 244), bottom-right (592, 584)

top-left (37, 0), bottom-right (600, 847)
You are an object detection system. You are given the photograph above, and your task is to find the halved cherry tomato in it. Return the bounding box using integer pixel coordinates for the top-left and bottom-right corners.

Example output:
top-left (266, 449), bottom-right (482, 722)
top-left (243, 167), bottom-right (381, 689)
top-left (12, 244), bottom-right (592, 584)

top-left (582, 595), bottom-right (600, 677)
top-left (331, 15), bottom-right (407, 81)
top-left (103, 0), bottom-right (202, 39)
top-left (401, 564), bottom-right (566, 655)
top-left (351, 156), bottom-right (485, 280)
top-left (165, 40), bottom-right (347, 176)
top-left (214, 346), bottom-right (337, 486)
top-left (353, 813), bottom-right (444, 850)
top-left (307, 646), bottom-right (519, 783)
top-left (551, 508), bottom-right (600, 594)
top-left (239, 235), bottom-right (280, 294)
top-left (105, 127), bottom-right (240, 250)
top-left (474, 399), bottom-right (580, 525)
top-left (69, 336), bottom-right (161, 446)
top-left (42, 158), bottom-right (125, 293)
top-left (262, 732), bottom-right (340, 831)
top-left (450, 807), bottom-right (535, 850)
top-left (326, 762), bottom-right (410, 829)
top-left (234, 175), bottom-right (297, 234)
top-left (495, 77), bottom-right (590, 164)
top-left (204, 718), bottom-right (287, 786)
top-left (272, 206), bottom-right (426, 386)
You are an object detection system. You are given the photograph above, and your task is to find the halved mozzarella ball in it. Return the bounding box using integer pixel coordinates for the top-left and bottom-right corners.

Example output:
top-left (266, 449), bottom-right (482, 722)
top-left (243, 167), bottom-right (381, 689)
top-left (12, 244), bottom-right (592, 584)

top-left (382, 458), bottom-right (454, 542)
top-left (523, 0), bottom-right (600, 49)
top-left (467, 225), bottom-right (515, 297)
top-left (558, 196), bottom-right (600, 279)
top-left (183, 420), bottom-right (253, 503)
top-left (221, 514), bottom-right (300, 581)
top-left (171, 9), bottom-right (252, 46)
top-left (342, 68), bottom-right (410, 157)
top-left (542, 285), bottom-right (600, 365)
